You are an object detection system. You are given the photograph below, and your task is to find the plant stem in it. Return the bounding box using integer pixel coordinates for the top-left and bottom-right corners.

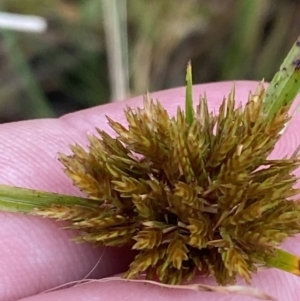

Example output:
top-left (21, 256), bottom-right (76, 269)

top-left (1, 30), bottom-right (56, 119)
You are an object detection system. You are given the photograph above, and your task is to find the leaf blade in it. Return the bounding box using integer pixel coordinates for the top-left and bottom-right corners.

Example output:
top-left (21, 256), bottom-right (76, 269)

top-left (185, 61), bottom-right (194, 125)
top-left (0, 184), bottom-right (97, 213)
top-left (264, 35), bottom-right (300, 120)
top-left (264, 248), bottom-right (300, 277)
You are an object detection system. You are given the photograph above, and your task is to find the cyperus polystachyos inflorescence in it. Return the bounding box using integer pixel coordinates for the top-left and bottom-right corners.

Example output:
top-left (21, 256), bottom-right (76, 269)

top-left (38, 70), bottom-right (300, 286)
top-left (0, 36), bottom-right (300, 299)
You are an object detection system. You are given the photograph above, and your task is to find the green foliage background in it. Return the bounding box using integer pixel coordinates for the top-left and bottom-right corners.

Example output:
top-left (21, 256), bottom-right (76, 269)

top-left (0, 0), bottom-right (299, 122)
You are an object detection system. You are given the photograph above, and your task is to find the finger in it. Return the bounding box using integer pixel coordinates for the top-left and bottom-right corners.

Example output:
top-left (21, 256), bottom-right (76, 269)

top-left (17, 270), bottom-right (300, 301)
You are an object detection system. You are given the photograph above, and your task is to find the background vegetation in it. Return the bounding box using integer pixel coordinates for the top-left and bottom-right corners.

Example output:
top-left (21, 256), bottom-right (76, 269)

top-left (0, 0), bottom-right (299, 122)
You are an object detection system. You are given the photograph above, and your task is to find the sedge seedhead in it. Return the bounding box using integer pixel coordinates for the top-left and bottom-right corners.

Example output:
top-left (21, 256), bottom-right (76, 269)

top-left (36, 82), bottom-right (300, 286)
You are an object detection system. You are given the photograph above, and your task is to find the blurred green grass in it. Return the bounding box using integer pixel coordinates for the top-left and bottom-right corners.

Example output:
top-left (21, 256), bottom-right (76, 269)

top-left (0, 0), bottom-right (299, 122)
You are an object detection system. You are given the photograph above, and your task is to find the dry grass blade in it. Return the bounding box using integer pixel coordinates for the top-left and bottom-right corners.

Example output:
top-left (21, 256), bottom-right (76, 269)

top-left (88, 277), bottom-right (276, 301)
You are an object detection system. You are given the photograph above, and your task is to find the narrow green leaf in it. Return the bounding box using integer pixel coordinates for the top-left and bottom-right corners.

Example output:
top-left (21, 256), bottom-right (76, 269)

top-left (264, 249), bottom-right (300, 277)
top-left (0, 185), bottom-right (97, 213)
top-left (185, 61), bottom-right (194, 125)
top-left (264, 35), bottom-right (300, 121)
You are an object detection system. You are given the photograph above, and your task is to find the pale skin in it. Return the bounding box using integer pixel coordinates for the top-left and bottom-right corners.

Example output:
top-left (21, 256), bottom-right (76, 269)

top-left (1, 82), bottom-right (300, 301)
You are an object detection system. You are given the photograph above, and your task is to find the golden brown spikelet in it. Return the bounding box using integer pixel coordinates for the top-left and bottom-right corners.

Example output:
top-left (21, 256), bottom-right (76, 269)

top-left (35, 83), bottom-right (300, 286)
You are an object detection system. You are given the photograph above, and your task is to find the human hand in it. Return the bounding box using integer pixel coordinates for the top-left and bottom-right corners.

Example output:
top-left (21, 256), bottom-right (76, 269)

top-left (1, 81), bottom-right (300, 301)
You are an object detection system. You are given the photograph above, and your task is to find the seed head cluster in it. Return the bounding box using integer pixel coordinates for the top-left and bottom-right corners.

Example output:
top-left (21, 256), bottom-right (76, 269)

top-left (36, 83), bottom-right (300, 285)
